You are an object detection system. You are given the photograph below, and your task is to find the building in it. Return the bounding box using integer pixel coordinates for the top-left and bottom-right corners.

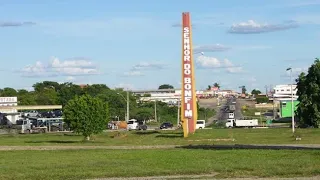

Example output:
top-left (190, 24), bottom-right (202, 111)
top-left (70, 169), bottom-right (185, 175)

top-left (132, 88), bottom-right (208, 104)
top-left (0, 97), bottom-right (20, 123)
top-left (279, 100), bottom-right (299, 118)
top-left (273, 84), bottom-right (298, 101)
top-left (217, 90), bottom-right (238, 97)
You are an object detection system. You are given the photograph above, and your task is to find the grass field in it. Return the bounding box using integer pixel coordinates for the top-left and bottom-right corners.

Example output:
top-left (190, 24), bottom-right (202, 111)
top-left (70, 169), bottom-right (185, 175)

top-left (0, 149), bottom-right (319, 180)
top-left (0, 128), bottom-right (320, 146)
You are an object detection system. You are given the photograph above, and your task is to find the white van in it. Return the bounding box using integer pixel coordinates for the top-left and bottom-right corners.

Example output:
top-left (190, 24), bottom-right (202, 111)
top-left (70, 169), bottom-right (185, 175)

top-left (196, 120), bottom-right (206, 129)
top-left (126, 119), bottom-right (139, 130)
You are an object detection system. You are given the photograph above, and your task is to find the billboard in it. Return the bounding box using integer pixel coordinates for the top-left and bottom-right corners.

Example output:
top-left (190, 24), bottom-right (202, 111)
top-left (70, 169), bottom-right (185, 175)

top-left (0, 97), bottom-right (17, 104)
top-left (181, 12), bottom-right (197, 137)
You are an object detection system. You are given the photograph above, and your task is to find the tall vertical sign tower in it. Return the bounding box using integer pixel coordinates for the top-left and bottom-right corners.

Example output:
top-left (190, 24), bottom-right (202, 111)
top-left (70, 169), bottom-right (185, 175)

top-left (181, 12), bottom-right (198, 138)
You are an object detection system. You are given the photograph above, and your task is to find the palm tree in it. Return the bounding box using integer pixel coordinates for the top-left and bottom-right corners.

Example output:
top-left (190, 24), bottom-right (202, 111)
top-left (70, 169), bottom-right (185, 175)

top-left (213, 83), bottom-right (220, 89)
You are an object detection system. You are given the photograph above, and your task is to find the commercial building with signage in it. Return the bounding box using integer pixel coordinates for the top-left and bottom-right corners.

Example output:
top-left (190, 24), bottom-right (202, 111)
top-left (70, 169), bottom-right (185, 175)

top-left (280, 100), bottom-right (299, 118)
top-left (0, 97), bottom-right (19, 123)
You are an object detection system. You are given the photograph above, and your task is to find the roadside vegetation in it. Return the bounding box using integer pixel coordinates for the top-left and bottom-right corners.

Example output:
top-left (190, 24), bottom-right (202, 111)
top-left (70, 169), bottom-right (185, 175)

top-left (1, 148), bottom-right (319, 180)
top-left (1, 128), bottom-right (320, 146)
top-left (0, 82), bottom-right (213, 126)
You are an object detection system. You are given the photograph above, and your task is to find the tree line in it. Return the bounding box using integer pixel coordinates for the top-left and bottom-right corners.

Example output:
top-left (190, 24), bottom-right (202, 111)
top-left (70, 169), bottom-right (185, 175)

top-left (296, 58), bottom-right (320, 128)
top-left (0, 81), bottom-right (215, 124)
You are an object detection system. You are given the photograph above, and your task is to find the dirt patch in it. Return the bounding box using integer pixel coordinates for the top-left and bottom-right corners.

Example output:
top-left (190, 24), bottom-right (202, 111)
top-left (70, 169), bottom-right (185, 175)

top-left (90, 175), bottom-right (320, 180)
top-left (0, 145), bottom-right (179, 151)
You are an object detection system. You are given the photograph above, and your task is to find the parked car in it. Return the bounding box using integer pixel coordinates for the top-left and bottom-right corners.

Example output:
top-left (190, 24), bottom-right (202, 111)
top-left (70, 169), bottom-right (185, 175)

top-left (40, 111), bottom-right (56, 118)
top-left (53, 110), bottom-right (63, 117)
top-left (23, 110), bottom-right (40, 117)
top-left (160, 122), bottom-right (173, 129)
top-left (137, 121), bottom-right (147, 130)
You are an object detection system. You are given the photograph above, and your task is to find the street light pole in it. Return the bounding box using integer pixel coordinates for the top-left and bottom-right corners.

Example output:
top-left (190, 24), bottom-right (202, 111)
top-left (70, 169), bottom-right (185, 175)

top-left (126, 90), bottom-right (129, 122)
top-left (286, 67), bottom-right (295, 133)
top-left (177, 101), bottom-right (180, 127)
top-left (117, 91), bottom-right (130, 122)
top-left (154, 100), bottom-right (157, 122)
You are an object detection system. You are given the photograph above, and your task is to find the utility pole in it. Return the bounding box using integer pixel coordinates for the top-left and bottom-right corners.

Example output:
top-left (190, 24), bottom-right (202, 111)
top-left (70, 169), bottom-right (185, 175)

top-left (177, 101), bottom-right (180, 127)
top-left (286, 67), bottom-right (295, 133)
top-left (154, 100), bottom-right (157, 122)
top-left (126, 89), bottom-right (130, 122)
top-left (264, 85), bottom-right (268, 95)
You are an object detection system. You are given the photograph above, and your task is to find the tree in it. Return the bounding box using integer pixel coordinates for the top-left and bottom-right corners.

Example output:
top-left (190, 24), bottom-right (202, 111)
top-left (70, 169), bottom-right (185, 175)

top-left (35, 88), bottom-right (58, 105)
top-left (135, 107), bottom-right (153, 121)
top-left (239, 86), bottom-right (247, 94)
top-left (255, 96), bottom-right (268, 104)
top-left (0, 87), bottom-right (17, 96)
top-left (57, 83), bottom-right (84, 106)
top-left (296, 58), bottom-right (320, 128)
top-left (63, 94), bottom-right (109, 140)
top-left (33, 81), bottom-right (60, 92)
top-left (251, 89), bottom-right (261, 95)
top-left (158, 84), bottom-right (174, 89)
top-left (206, 85), bottom-right (211, 90)
top-left (213, 83), bottom-right (220, 89)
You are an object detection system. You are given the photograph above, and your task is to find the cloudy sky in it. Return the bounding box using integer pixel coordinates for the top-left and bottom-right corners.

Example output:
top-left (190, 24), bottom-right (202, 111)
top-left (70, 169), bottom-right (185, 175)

top-left (0, 0), bottom-right (319, 91)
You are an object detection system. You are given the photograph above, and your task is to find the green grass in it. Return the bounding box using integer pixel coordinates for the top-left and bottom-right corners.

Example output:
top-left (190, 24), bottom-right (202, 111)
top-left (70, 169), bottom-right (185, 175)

top-left (0, 149), bottom-right (319, 180)
top-left (1, 128), bottom-right (320, 146)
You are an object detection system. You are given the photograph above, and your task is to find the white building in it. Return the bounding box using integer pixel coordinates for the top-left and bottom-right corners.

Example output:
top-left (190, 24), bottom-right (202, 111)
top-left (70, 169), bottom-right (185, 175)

top-left (217, 90), bottom-right (238, 97)
top-left (273, 84), bottom-right (298, 101)
top-left (0, 97), bottom-right (20, 123)
top-left (132, 89), bottom-right (206, 104)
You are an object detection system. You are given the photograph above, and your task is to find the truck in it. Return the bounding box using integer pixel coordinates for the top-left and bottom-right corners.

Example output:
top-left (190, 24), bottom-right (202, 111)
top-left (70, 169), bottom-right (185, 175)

top-left (229, 105), bottom-right (236, 111)
top-left (196, 120), bottom-right (205, 129)
top-left (16, 119), bottom-right (47, 133)
top-left (126, 119), bottom-right (147, 131)
top-left (226, 119), bottom-right (258, 128)
top-left (228, 112), bottom-right (235, 119)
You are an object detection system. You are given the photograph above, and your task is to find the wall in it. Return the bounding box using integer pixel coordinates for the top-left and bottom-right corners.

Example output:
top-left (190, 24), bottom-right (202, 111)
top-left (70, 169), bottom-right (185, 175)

top-left (280, 100), bottom-right (299, 118)
top-left (0, 97), bottom-right (19, 123)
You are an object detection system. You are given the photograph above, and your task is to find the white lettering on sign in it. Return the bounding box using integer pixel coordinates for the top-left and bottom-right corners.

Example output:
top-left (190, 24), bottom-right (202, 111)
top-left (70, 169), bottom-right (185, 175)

top-left (0, 97), bottom-right (17, 103)
top-left (183, 26), bottom-right (193, 117)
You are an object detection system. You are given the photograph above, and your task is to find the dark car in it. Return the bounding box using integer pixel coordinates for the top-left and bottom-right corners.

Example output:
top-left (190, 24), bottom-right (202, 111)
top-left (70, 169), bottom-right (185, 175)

top-left (137, 121), bottom-right (147, 130)
top-left (160, 122), bottom-right (173, 129)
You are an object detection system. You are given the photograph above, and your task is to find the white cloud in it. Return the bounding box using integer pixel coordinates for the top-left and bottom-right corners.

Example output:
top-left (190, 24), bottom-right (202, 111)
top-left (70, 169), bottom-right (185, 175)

top-left (132, 62), bottom-right (167, 70)
top-left (235, 45), bottom-right (272, 50)
top-left (288, 0), bottom-right (320, 7)
top-left (293, 14), bottom-right (320, 25)
top-left (228, 20), bottom-right (298, 34)
top-left (122, 71), bottom-right (144, 77)
top-left (193, 44), bottom-right (231, 53)
top-left (21, 57), bottom-right (100, 77)
top-left (223, 59), bottom-right (243, 73)
top-left (66, 76), bottom-right (75, 81)
top-left (122, 61), bottom-right (167, 77)
top-left (196, 55), bottom-right (243, 73)
top-left (114, 83), bottom-right (134, 90)
top-left (196, 56), bottom-right (221, 68)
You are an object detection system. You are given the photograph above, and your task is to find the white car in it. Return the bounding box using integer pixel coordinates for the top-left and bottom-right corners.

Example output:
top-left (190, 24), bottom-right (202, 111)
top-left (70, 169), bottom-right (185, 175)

top-left (126, 119), bottom-right (139, 130)
top-left (196, 120), bottom-right (206, 129)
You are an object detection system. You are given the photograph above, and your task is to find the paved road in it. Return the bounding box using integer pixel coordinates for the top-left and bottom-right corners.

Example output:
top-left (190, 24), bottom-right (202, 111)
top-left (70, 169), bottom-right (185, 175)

top-left (198, 98), bottom-right (226, 126)
top-left (234, 98), bottom-right (244, 119)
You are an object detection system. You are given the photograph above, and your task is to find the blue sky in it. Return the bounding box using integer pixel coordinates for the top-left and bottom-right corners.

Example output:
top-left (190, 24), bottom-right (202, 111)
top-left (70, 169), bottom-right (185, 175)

top-left (0, 0), bottom-right (319, 92)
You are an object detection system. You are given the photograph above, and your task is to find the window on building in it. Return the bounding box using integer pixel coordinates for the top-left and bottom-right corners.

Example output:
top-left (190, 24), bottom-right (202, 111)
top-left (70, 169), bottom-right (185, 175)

top-left (281, 89), bottom-right (284, 91)
top-left (282, 102), bottom-right (286, 108)
top-left (287, 89), bottom-right (290, 91)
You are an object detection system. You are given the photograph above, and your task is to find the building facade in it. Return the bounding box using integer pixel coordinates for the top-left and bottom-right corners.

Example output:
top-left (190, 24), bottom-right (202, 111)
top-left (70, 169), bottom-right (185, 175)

top-left (132, 89), bottom-right (211, 105)
top-left (0, 97), bottom-right (20, 123)
top-left (273, 84), bottom-right (298, 101)
top-left (280, 100), bottom-right (299, 118)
